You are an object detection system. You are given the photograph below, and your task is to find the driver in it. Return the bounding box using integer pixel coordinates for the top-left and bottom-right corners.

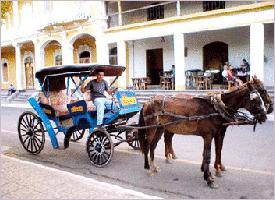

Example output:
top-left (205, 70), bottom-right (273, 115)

top-left (85, 69), bottom-right (116, 130)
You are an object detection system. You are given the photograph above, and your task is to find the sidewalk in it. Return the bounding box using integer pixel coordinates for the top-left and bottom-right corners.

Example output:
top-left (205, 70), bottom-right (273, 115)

top-left (1, 102), bottom-right (274, 121)
top-left (0, 154), bottom-right (160, 199)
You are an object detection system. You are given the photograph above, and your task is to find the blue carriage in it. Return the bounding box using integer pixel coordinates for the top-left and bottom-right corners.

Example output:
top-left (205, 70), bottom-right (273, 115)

top-left (17, 64), bottom-right (142, 167)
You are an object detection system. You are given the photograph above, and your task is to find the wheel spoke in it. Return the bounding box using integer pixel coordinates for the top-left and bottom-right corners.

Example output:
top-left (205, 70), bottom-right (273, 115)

top-left (26, 137), bottom-right (31, 150)
top-left (22, 135), bottom-right (30, 144)
top-left (20, 128), bottom-right (27, 133)
top-left (21, 118), bottom-right (29, 129)
top-left (33, 135), bottom-right (43, 144)
top-left (30, 138), bottom-right (34, 152)
top-left (25, 115), bottom-right (31, 127)
top-left (32, 138), bottom-right (39, 152)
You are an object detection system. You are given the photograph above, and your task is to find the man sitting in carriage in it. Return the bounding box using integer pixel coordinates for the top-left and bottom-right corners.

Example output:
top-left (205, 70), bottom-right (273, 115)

top-left (84, 69), bottom-right (117, 130)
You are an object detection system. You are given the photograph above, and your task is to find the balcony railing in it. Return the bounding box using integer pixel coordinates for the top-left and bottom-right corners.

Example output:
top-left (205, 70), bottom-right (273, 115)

top-left (106, 1), bottom-right (256, 28)
top-left (107, 2), bottom-right (177, 28)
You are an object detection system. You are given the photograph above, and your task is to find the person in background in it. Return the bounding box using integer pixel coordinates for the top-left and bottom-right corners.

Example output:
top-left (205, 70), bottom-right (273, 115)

top-left (228, 65), bottom-right (243, 86)
top-left (8, 84), bottom-right (16, 96)
top-left (221, 62), bottom-right (229, 78)
top-left (241, 59), bottom-right (250, 73)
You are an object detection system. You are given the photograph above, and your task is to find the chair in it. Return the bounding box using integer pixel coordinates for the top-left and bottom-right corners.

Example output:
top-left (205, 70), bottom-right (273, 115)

top-left (196, 75), bottom-right (205, 90)
top-left (185, 71), bottom-right (193, 89)
top-left (196, 71), bottom-right (205, 90)
top-left (132, 78), bottom-right (139, 90)
top-left (140, 77), bottom-right (148, 90)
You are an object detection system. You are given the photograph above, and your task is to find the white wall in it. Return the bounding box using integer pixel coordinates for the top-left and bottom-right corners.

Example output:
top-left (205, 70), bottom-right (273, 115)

top-left (184, 27), bottom-right (250, 70)
top-left (128, 36), bottom-right (174, 79)
top-left (128, 25), bottom-right (274, 86)
top-left (264, 23), bottom-right (274, 87)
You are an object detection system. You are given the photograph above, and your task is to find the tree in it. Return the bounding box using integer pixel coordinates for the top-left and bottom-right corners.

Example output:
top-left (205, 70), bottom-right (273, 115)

top-left (1, 1), bottom-right (12, 19)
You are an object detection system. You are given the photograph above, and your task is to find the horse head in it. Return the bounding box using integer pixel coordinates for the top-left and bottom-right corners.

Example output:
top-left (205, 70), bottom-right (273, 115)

top-left (242, 82), bottom-right (267, 123)
top-left (250, 75), bottom-right (273, 114)
top-left (222, 82), bottom-right (267, 124)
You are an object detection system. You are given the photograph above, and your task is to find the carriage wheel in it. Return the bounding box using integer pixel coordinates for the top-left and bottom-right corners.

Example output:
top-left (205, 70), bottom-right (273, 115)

top-left (86, 130), bottom-right (114, 168)
top-left (125, 129), bottom-right (140, 150)
top-left (18, 111), bottom-right (45, 154)
top-left (70, 129), bottom-right (85, 142)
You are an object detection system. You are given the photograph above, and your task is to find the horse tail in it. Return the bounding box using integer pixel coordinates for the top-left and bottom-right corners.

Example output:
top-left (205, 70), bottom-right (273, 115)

top-left (138, 107), bottom-right (146, 154)
top-left (138, 106), bottom-right (150, 169)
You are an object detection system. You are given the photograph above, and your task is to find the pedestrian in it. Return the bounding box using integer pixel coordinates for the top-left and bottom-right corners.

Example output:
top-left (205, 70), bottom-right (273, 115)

top-left (8, 84), bottom-right (16, 96)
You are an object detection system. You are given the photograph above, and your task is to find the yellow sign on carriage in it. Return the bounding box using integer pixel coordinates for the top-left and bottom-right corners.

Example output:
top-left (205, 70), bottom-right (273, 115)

top-left (121, 96), bottom-right (137, 106)
top-left (71, 106), bottom-right (83, 113)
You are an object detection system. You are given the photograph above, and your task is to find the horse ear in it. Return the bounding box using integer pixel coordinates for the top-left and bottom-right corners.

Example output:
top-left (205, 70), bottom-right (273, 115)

top-left (253, 74), bottom-right (258, 80)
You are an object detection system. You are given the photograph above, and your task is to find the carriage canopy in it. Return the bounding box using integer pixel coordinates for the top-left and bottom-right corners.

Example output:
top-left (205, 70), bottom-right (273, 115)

top-left (35, 64), bottom-right (126, 84)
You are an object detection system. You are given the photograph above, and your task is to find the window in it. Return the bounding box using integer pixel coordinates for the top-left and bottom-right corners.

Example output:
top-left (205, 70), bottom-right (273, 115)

top-left (203, 1), bottom-right (225, 12)
top-left (147, 4), bottom-right (164, 21)
top-left (79, 51), bottom-right (91, 63)
top-left (55, 55), bottom-right (62, 65)
top-left (109, 47), bottom-right (117, 65)
top-left (2, 62), bottom-right (9, 82)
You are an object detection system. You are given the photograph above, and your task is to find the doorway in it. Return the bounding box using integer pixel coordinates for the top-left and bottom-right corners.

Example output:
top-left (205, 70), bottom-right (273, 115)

top-left (203, 41), bottom-right (228, 70)
top-left (24, 56), bottom-right (34, 89)
top-left (146, 48), bottom-right (163, 85)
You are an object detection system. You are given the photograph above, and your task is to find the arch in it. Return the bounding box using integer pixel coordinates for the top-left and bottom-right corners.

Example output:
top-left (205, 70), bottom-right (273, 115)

top-left (203, 41), bottom-right (228, 71)
top-left (41, 39), bottom-right (62, 49)
top-left (69, 32), bottom-right (96, 45)
top-left (1, 58), bottom-right (9, 83)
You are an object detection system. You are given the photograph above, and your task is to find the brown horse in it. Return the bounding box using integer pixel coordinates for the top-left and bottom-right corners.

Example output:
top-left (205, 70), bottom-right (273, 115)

top-left (163, 77), bottom-right (273, 177)
top-left (138, 82), bottom-right (267, 188)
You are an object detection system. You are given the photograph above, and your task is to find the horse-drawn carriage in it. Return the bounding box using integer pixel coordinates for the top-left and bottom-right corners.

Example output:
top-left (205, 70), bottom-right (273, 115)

top-left (18, 64), bottom-right (141, 167)
top-left (17, 64), bottom-right (272, 188)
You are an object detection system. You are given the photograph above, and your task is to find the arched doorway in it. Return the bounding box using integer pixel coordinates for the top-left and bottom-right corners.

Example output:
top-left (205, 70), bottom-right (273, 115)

top-left (203, 41), bottom-right (228, 71)
top-left (24, 56), bottom-right (34, 89)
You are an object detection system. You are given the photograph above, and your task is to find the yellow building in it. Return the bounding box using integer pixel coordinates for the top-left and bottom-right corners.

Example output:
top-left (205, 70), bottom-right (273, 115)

top-left (1, 1), bottom-right (274, 91)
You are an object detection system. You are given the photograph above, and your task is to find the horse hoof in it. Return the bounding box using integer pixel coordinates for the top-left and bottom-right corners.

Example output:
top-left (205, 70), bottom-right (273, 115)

top-left (147, 171), bottom-right (155, 176)
top-left (172, 154), bottom-right (178, 159)
top-left (215, 171), bottom-right (222, 177)
top-left (154, 166), bottom-right (160, 172)
top-left (220, 165), bottom-right (226, 171)
top-left (208, 182), bottom-right (219, 189)
top-left (165, 158), bottom-right (173, 164)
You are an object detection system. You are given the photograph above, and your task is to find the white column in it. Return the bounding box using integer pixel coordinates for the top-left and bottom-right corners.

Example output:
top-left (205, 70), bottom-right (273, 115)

top-left (34, 42), bottom-right (44, 89)
top-left (62, 41), bottom-right (74, 65)
top-left (176, 1), bottom-right (181, 16)
top-left (117, 40), bottom-right (127, 89)
top-left (250, 23), bottom-right (264, 81)
top-left (14, 43), bottom-right (24, 90)
top-left (118, 0), bottom-right (122, 26)
top-left (96, 37), bottom-right (109, 64)
top-left (173, 32), bottom-right (185, 90)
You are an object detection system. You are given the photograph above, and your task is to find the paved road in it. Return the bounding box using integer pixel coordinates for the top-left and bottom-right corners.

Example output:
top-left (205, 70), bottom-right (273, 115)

top-left (0, 106), bottom-right (274, 199)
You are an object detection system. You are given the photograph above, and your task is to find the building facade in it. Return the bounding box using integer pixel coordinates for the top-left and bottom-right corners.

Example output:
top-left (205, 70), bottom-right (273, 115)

top-left (1, 1), bottom-right (274, 91)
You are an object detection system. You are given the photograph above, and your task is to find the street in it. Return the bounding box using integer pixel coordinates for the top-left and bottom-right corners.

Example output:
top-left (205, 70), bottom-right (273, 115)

top-left (0, 106), bottom-right (274, 199)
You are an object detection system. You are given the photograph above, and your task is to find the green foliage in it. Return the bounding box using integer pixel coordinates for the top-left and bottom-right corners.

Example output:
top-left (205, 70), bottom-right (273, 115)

top-left (1, 1), bottom-right (12, 19)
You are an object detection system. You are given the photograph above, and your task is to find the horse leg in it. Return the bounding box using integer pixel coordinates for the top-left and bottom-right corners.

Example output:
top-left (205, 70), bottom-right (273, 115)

top-left (148, 129), bottom-right (163, 176)
top-left (214, 128), bottom-right (226, 175)
top-left (214, 133), bottom-right (222, 177)
top-left (164, 131), bottom-right (176, 163)
top-left (202, 135), bottom-right (218, 189)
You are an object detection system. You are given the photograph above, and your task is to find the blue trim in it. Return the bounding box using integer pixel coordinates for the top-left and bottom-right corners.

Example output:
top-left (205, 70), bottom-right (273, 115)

top-left (28, 97), bottom-right (59, 149)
